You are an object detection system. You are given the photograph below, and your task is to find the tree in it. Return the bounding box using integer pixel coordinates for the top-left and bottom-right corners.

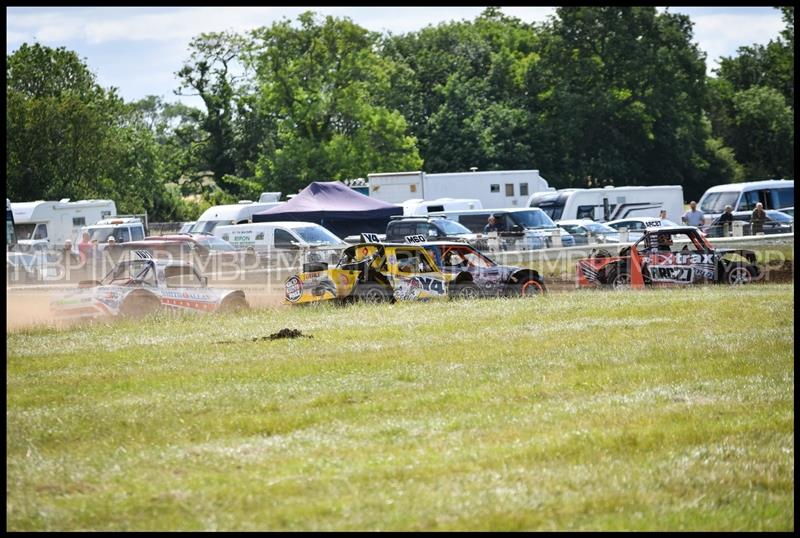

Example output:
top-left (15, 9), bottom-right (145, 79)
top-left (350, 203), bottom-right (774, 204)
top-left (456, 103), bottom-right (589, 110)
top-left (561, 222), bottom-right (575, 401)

top-left (245, 12), bottom-right (422, 194)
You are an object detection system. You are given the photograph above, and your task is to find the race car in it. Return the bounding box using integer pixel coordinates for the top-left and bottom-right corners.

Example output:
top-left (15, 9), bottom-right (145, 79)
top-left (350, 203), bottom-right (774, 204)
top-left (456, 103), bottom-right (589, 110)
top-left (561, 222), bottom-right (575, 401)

top-left (576, 226), bottom-right (760, 289)
top-left (51, 251), bottom-right (248, 319)
top-left (419, 241), bottom-right (546, 297)
top-left (284, 242), bottom-right (478, 304)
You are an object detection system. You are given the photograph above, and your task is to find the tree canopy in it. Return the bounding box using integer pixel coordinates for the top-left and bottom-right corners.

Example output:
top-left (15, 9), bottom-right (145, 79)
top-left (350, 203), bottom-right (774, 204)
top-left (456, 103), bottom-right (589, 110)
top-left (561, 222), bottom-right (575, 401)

top-left (6, 8), bottom-right (794, 219)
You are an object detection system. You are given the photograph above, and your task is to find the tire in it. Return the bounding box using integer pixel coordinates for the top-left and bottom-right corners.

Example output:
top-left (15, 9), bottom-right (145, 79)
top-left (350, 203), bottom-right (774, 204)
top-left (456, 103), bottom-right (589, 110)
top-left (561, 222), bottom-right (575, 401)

top-left (355, 283), bottom-right (391, 304)
top-left (219, 293), bottom-right (249, 313)
top-left (119, 291), bottom-right (161, 318)
top-left (518, 278), bottom-right (545, 297)
top-left (606, 265), bottom-right (632, 289)
top-left (451, 281), bottom-right (482, 300)
top-left (723, 263), bottom-right (756, 285)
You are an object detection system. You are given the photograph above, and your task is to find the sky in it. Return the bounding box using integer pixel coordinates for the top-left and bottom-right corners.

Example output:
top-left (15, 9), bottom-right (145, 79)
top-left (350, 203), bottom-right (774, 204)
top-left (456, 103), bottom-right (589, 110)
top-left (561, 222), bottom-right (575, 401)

top-left (6, 6), bottom-right (787, 110)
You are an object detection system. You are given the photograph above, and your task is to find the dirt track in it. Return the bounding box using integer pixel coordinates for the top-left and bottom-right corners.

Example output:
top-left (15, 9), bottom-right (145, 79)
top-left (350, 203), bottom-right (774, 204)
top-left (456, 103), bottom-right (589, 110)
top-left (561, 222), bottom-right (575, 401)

top-left (6, 266), bottom-right (793, 332)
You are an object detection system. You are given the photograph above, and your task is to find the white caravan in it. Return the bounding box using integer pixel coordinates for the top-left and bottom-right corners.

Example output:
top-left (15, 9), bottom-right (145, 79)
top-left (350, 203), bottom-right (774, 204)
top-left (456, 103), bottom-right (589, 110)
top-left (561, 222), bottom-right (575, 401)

top-left (697, 179), bottom-right (794, 224)
top-left (401, 198), bottom-right (483, 216)
top-left (527, 185), bottom-right (685, 223)
top-left (190, 193), bottom-right (283, 234)
top-left (11, 199), bottom-right (116, 247)
top-left (367, 170), bottom-right (553, 209)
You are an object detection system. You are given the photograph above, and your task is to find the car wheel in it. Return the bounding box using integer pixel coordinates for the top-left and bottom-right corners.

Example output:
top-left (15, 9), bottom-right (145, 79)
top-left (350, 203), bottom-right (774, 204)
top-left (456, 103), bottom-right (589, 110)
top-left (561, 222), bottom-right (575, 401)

top-left (355, 283), bottom-right (390, 304)
top-left (219, 294), bottom-right (249, 313)
top-left (452, 282), bottom-right (482, 300)
top-left (518, 278), bottom-right (545, 297)
top-left (606, 265), bottom-right (632, 289)
top-left (724, 263), bottom-right (755, 285)
top-left (119, 292), bottom-right (161, 318)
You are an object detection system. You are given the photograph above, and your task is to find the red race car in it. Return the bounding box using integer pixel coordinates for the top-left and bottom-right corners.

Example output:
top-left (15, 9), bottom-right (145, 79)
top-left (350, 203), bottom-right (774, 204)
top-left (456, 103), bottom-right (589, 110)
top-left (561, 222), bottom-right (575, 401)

top-left (576, 226), bottom-right (760, 289)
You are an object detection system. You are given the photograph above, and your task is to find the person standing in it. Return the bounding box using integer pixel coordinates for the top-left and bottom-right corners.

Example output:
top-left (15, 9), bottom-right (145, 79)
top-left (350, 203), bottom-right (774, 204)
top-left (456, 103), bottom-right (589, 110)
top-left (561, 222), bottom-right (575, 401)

top-left (78, 231), bottom-right (94, 263)
top-left (715, 205), bottom-right (735, 236)
top-left (483, 215), bottom-right (501, 234)
top-left (681, 201), bottom-right (704, 227)
top-left (659, 209), bottom-right (668, 220)
top-left (751, 202), bottom-right (766, 234)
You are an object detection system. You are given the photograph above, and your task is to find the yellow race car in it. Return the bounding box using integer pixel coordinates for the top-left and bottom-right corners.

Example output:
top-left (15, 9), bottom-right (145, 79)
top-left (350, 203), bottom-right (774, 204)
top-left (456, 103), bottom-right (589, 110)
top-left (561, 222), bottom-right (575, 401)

top-left (284, 242), bottom-right (480, 304)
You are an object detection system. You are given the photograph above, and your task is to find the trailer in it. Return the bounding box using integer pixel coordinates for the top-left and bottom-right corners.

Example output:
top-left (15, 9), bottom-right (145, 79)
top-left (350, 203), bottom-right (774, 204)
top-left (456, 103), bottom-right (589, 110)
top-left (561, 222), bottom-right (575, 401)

top-left (527, 186), bottom-right (685, 223)
top-left (10, 199), bottom-right (117, 247)
top-left (367, 170), bottom-right (553, 209)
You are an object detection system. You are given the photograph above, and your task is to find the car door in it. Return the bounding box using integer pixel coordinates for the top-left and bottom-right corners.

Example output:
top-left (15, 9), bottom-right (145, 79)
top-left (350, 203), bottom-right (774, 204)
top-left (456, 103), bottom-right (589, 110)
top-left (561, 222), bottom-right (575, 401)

top-left (391, 247), bottom-right (447, 300)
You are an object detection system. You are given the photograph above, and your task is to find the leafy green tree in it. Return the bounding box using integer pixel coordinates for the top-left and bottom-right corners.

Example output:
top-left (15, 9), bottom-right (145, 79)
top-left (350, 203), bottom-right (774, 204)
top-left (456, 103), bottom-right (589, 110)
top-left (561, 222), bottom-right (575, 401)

top-left (245, 12), bottom-right (422, 194)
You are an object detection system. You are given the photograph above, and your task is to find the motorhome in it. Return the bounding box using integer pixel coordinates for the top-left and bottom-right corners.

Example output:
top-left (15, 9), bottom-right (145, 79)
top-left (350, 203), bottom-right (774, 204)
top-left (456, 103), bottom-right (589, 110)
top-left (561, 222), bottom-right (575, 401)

top-left (368, 170), bottom-right (553, 209)
top-left (10, 199), bottom-right (116, 247)
top-left (697, 179), bottom-right (794, 224)
top-left (190, 193), bottom-right (283, 234)
top-left (527, 186), bottom-right (685, 223)
top-left (401, 198), bottom-right (483, 216)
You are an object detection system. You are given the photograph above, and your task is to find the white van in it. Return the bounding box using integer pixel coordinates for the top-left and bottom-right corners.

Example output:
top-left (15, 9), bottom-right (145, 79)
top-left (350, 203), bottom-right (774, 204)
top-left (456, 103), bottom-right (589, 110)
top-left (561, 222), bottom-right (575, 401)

top-left (82, 217), bottom-right (146, 248)
top-left (527, 185), bottom-right (685, 223)
top-left (213, 221), bottom-right (347, 265)
top-left (190, 194), bottom-right (283, 234)
top-left (698, 179), bottom-right (794, 223)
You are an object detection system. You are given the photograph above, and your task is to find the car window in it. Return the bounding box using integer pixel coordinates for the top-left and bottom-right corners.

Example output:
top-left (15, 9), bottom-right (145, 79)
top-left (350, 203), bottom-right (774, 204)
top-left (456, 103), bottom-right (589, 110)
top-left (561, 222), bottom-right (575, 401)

top-left (395, 249), bottom-right (434, 273)
top-left (274, 229), bottom-right (299, 249)
top-left (164, 265), bottom-right (203, 288)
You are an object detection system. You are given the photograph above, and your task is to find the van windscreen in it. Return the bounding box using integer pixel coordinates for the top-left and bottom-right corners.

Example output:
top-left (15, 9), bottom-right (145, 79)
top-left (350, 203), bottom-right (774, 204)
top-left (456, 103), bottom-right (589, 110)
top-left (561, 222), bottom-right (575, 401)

top-left (509, 210), bottom-right (556, 229)
top-left (294, 226), bottom-right (343, 245)
top-left (700, 192), bottom-right (738, 213)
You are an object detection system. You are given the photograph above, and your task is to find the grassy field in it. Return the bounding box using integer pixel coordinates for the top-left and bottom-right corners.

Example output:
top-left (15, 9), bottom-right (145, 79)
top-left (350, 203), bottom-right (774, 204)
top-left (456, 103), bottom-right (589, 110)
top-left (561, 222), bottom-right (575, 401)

top-left (6, 284), bottom-right (794, 531)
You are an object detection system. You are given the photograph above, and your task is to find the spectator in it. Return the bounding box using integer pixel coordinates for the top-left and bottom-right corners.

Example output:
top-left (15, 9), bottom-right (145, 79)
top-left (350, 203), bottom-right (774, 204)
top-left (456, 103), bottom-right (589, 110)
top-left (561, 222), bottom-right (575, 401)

top-left (483, 215), bottom-right (501, 234)
top-left (659, 209), bottom-right (668, 220)
top-left (715, 205), bottom-right (734, 236)
top-left (78, 232), bottom-right (94, 263)
top-left (751, 202), bottom-right (766, 234)
top-left (681, 201), bottom-right (704, 227)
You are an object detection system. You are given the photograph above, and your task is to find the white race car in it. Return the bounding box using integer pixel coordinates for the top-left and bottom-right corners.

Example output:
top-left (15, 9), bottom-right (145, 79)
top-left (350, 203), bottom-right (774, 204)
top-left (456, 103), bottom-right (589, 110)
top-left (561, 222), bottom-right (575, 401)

top-left (51, 252), bottom-right (248, 319)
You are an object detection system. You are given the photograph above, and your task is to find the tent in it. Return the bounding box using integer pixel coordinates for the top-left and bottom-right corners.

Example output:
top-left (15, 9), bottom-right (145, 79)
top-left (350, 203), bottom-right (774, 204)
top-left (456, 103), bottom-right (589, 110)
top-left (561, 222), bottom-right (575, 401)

top-left (252, 181), bottom-right (402, 238)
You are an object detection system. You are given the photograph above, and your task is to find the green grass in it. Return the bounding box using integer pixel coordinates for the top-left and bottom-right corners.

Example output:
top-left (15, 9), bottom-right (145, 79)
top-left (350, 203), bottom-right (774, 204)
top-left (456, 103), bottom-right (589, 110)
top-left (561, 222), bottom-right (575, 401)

top-left (6, 284), bottom-right (794, 531)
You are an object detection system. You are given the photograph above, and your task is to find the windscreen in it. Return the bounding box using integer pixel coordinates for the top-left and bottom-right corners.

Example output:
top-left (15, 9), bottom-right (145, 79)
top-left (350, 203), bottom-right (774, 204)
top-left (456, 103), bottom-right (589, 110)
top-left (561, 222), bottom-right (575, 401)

top-left (293, 226), bottom-right (344, 245)
top-left (700, 192), bottom-right (738, 213)
top-left (436, 219), bottom-right (472, 235)
top-left (190, 220), bottom-right (228, 234)
top-left (509, 210), bottom-right (557, 229)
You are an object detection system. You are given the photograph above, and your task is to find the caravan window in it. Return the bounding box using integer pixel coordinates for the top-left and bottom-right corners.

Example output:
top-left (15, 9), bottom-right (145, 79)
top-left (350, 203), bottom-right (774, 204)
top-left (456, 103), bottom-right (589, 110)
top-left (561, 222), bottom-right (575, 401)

top-left (520, 183), bottom-right (529, 196)
top-left (73, 217), bottom-right (86, 226)
top-left (576, 205), bottom-right (595, 220)
top-left (490, 184), bottom-right (500, 193)
top-left (505, 184), bottom-right (514, 197)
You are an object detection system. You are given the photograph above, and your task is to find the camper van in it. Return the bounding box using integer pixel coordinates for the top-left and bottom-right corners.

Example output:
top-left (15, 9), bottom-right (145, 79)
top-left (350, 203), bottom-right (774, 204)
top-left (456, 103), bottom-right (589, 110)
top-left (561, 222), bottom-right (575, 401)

top-left (527, 186), bottom-right (685, 223)
top-left (428, 208), bottom-right (576, 249)
top-left (11, 199), bottom-right (116, 247)
top-left (368, 170), bottom-right (553, 209)
top-left (190, 193), bottom-right (283, 234)
top-left (213, 221), bottom-right (347, 266)
top-left (697, 179), bottom-right (794, 224)
top-left (6, 199), bottom-right (17, 250)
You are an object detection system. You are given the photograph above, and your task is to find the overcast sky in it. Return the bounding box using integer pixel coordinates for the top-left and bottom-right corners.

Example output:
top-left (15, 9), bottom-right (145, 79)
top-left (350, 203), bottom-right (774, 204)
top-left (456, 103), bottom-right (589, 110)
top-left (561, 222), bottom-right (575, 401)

top-left (6, 6), bottom-right (787, 110)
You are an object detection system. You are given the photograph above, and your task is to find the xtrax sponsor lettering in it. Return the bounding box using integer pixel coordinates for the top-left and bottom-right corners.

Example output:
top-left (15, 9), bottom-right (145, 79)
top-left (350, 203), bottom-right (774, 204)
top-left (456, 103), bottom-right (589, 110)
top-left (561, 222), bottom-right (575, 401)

top-left (411, 276), bottom-right (445, 294)
top-left (649, 266), bottom-right (693, 283)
